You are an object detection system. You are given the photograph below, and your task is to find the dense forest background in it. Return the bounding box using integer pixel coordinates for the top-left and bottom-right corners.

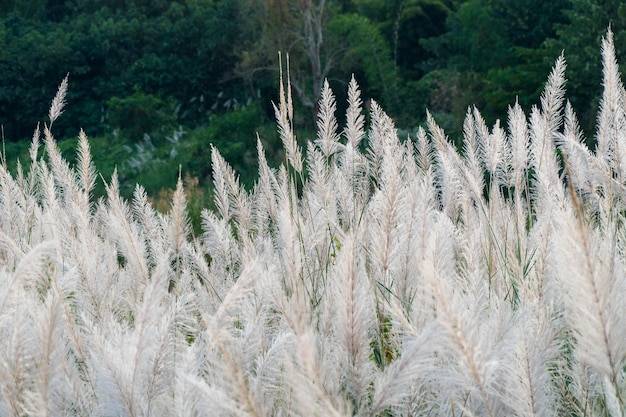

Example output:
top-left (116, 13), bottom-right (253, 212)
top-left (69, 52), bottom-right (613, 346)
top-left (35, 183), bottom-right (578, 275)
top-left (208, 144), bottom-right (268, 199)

top-left (0, 0), bottom-right (622, 221)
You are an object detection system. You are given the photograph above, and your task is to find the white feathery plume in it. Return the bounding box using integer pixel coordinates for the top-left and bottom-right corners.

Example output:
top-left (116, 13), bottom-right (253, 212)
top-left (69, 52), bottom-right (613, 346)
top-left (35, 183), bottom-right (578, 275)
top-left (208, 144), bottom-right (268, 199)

top-left (202, 261), bottom-right (270, 417)
top-left (168, 176), bottom-right (190, 297)
top-left (48, 74), bottom-right (68, 126)
top-left (344, 75), bottom-right (365, 148)
top-left (305, 141), bottom-right (335, 222)
top-left (38, 163), bottom-right (60, 227)
top-left (26, 125), bottom-right (41, 200)
top-left (502, 305), bottom-right (560, 417)
top-left (0, 241), bottom-right (55, 312)
top-left (406, 168), bottom-right (440, 328)
top-left (43, 125), bottom-right (80, 207)
top-left (529, 56), bottom-right (567, 215)
top-left (96, 258), bottom-right (177, 417)
top-left (185, 239), bottom-right (222, 314)
top-left (558, 102), bottom-right (598, 195)
top-left (366, 101), bottom-right (405, 298)
top-left (23, 297), bottom-right (69, 417)
top-left (335, 140), bottom-right (368, 228)
top-left (427, 258), bottom-right (498, 414)
top-left (414, 125), bottom-right (432, 171)
top-left (214, 259), bottom-right (259, 326)
top-left (604, 374), bottom-right (625, 417)
top-left (29, 124), bottom-right (41, 165)
top-left (301, 144), bottom-right (340, 306)
top-left (333, 231), bottom-right (374, 408)
top-left (555, 207), bottom-right (626, 408)
top-left (365, 100), bottom-right (387, 179)
top-left (169, 175), bottom-right (190, 257)
top-left (0, 307), bottom-right (33, 417)
top-left (8, 130), bottom-right (42, 241)
top-left (529, 107), bottom-right (564, 214)
top-left (76, 129), bottom-right (96, 200)
top-left (249, 332), bottom-right (293, 415)
top-left (172, 343), bottom-right (202, 417)
top-left (0, 163), bottom-right (28, 250)
top-left (64, 133), bottom-right (95, 231)
top-left (211, 146), bottom-right (253, 244)
top-left (491, 119), bottom-right (511, 188)
top-left (393, 141), bottom-right (428, 309)
top-left (316, 79), bottom-right (340, 158)
top-left (255, 136), bottom-right (278, 229)
top-left (428, 111), bottom-right (464, 219)
top-left (337, 82), bottom-right (369, 227)
top-left (508, 100), bottom-right (530, 190)
top-left (104, 170), bottom-right (150, 286)
top-left (506, 102), bottom-right (534, 290)
top-left (201, 208), bottom-right (233, 262)
top-left (132, 184), bottom-right (167, 267)
top-left (273, 53), bottom-right (303, 173)
top-left (276, 195), bottom-right (302, 297)
top-left (211, 145), bottom-right (232, 222)
top-left (539, 53), bottom-right (567, 134)
top-left (462, 107), bottom-right (485, 201)
top-left (287, 326), bottom-right (350, 417)
top-left (472, 106), bottom-right (490, 171)
top-left (596, 28), bottom-right (626, 182)
top-left (370, 323), bottom-right (440, 414)
top-left (186, 376), bottom-right (248, 416)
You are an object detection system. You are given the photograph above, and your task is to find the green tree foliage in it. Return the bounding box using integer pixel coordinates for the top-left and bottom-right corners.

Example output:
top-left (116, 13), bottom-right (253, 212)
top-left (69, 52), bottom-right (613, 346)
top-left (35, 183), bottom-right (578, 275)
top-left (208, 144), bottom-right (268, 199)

top-left (328, 13), bottom-right (398, 109)
top-left (0, 0), bottom-right (47, 19)
top-left (107, 88), bottom-right (176, 141)
top-left (235, 0), bottom-right (398, 121)
top-left (0, 0), bottom-right (604, 197)
top-left (349, 0), bottom-right (459, 127)
top-left (0, 13), bottom-right (73, 139)
top-left (354, 0), bottom-right (455, 78)
top-left (547, 0), bottom-right (626, 136)
top-left (420, 0), bottom-right (568, 137)
top-left (0, 0), bottom-right (241, 140)
top-left (236, 0), bottom-right (337, 118)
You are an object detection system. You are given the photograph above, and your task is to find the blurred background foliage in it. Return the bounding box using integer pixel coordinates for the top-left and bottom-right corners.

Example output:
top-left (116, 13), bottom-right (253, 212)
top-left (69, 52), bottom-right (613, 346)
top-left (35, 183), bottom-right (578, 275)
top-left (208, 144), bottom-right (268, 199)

top-left (0, 0), bottom-right (619, 226)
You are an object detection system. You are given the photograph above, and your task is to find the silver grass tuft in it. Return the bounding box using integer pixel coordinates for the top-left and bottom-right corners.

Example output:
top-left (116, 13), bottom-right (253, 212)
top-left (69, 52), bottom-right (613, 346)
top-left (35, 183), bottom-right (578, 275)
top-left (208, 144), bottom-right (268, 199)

top-left (0, 29), bottom-right (625, 417)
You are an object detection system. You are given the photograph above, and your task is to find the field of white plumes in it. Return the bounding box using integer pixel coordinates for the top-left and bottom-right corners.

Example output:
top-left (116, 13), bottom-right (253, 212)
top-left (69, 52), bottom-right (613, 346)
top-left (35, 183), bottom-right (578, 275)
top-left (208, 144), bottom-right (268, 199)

top-left (1, 31), bottom-right (625, 417)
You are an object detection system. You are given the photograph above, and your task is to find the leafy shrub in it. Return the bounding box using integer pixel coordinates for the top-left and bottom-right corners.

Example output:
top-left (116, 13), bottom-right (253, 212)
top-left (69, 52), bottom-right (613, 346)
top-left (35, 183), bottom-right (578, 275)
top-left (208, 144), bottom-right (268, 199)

top-left (185, 103), bottom-right (278, 186)
top-left (0, 31), bottom-right (625, 416)
top-left (107, 87), bottom-right (176, 141)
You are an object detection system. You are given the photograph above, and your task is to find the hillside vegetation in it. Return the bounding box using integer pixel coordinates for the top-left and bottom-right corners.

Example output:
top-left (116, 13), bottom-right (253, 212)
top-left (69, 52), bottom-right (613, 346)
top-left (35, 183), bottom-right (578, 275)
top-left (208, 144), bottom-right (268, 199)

top-left (0, 30), bottom-right (625, 416)
top-left (6, 0), bottom-right (621, 203)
